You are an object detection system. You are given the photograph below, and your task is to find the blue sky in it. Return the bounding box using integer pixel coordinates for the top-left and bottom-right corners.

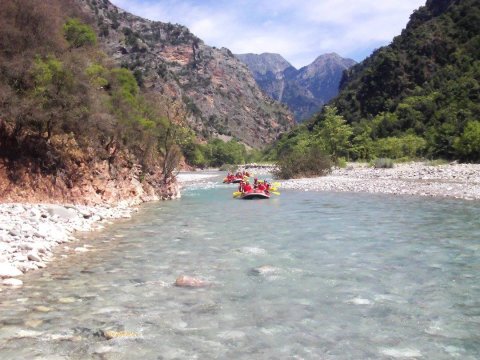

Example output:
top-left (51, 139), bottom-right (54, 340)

top-left (110, 0), bottom-right (426, 68)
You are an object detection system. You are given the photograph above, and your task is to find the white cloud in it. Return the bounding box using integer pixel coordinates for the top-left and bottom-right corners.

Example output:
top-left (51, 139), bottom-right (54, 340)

top-left (110, 0), bottom-right (426, 68)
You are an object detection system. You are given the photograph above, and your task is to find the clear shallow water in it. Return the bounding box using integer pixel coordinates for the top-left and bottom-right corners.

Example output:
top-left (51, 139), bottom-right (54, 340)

top-left (1, 175), bottom-right (480, 359)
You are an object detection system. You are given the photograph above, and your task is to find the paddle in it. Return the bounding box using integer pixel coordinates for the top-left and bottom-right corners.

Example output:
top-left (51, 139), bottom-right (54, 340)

top-left (270, 191), bottom-right (280, 195)
top-left (233, 191), bottom-right (242, 198)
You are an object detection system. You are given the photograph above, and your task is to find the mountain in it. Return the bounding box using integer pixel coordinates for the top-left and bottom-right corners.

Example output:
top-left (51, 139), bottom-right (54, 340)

top-left (271, 0), bottom-right (480, 162)
top-left (77, 0), bottom-right (294, 148)
top-left (329, 0), bottom-right (480, 159)
top-left (236, 52), bottom-right (356, 122)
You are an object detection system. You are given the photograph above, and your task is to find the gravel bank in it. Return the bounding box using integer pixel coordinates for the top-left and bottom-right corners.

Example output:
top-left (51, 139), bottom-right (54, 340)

top-left (0, 173), bottom-right (215, 288)
top-left (0, 203), bottom-right (135, 288)
top-left (280, 162), bottom-right (480, 200)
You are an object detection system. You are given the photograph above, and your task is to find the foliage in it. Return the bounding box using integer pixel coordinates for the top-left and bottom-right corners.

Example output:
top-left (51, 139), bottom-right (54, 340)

top-left (313, 106), bottom-right (353, 163)
top-left (453, 121), bottom-right (480, 161)
top-left (0, 3), bottom-right (197, 185)
top-left (272, 0), bottom-right (480, 164)
top-left (332, 0), bottom-right (480, 160)
top-left (63, 18), bottom-right (97, 48)
top-left (336, 157), bottom-right (347, 168)
top-left (373, 134), bottom-right (426, 159)
top-left (204, 139), bottom-right (247, 167)
top-left (273, 144), bottom-right (332, 179)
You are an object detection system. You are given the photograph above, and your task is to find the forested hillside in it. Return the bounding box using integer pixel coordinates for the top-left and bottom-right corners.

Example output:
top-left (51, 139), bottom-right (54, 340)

top-left (0, 0), bottom-right (182, 203)
top-left (270, 0), bottom-right (480, 166)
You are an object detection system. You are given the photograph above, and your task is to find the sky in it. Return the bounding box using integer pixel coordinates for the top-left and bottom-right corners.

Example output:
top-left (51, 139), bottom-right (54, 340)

top-left (110, 0), bottom-right (426, 69)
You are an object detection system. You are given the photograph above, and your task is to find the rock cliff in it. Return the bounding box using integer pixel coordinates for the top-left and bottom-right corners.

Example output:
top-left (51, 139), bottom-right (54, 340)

top-left (78, 0), bottom-right (294, 148)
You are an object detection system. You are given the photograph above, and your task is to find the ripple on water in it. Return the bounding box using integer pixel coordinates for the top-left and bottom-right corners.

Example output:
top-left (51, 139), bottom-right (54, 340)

top-left (379, 347), bottom-right (422, 358)
top-left (236, 246), bottom-right (267, 256)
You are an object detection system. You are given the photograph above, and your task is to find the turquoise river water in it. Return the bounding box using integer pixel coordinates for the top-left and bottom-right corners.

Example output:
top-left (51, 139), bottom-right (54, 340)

top-left (0, 174), bottom-right (479, 359)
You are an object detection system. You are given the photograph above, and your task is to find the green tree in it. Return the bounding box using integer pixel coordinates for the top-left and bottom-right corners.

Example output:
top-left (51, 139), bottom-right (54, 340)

top-left (314, 106), bottom-right (353, 163)
top-left (453, 121), bottom-right (480, 161)
top-left (32, 56), bottom-right (74, 139)
top-left (63, 18), bottom-right (97, 48)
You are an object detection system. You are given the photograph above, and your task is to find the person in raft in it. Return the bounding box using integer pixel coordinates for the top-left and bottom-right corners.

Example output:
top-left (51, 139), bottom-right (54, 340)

top-left (257, 181), bottom-right (266, 192)
top-left (243, 181), bottom-right (253, 193)
top-left (263, 180), bottom-right (271, 193)
top-left (238, 180), bottom-right (244, 193)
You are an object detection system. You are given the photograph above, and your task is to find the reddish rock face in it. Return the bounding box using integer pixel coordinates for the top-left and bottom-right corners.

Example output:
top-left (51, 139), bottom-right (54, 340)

top-left (0, 149), bottom-right (180, 206)
top-left (174, 275), bottom-right (209, 288)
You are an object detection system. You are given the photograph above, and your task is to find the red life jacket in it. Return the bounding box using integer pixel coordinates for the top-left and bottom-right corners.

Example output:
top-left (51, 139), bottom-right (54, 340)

top-left (243, 184), bottom-right (253, 192)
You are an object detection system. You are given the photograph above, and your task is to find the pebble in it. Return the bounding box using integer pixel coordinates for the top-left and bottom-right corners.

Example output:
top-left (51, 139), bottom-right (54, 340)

top-left (102, 330), bottom-right (139, 339)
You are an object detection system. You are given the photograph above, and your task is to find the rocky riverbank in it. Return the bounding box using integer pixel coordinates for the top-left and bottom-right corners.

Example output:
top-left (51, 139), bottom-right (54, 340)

top-left (0, 173), bottom-right (213, 289)
top-left (280, 162), bottom-right (480, 200)
top-left (0, 203), bottom-right (138, 288)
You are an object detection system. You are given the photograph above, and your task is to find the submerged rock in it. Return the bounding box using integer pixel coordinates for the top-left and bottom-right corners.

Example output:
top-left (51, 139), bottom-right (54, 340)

top-left (102, 330), bottom-right (139, 340)
top-left (58, 297), bottom-right (76, 304)
top-left (251, 265), bottom-right (281, 276)
top-left (34, 305), bottom-right (51, 313)
top-left (175, 275), bottom-right (209, 288)
top-left (24, 319), bottom-right (44, 328)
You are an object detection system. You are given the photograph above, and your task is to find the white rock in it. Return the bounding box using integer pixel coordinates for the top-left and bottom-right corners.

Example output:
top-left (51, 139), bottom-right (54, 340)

top-left (46, 205), bottom-right (78, 220)
top-left (27, 252), bottom-right (42, 262)
top-left (0, 263), bottom-right (23, 278)
top-left (3, 278), bottom-right (23, 286)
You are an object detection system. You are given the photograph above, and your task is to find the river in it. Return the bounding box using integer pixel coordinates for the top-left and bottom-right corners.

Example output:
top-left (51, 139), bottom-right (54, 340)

top-left (0, 173), bottom-right (479, 359)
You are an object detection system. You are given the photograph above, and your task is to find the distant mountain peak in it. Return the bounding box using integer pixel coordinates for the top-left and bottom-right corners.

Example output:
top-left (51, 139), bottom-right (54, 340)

top-left (236, 53), bottom-right (294, 75)
top-left (236, 52), bottom-right (356, 121)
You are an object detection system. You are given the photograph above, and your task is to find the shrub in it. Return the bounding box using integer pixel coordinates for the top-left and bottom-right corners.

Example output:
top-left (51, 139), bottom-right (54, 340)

top-left (273, 145), bottom-right (332, 179)
top-left (336, 157), bottom-right (347, 168)
top-left (63, 18), bottom-right (97, 48)
top-left (374, 134), bottom-right (426, 159)
top-left (453, 121), bottom-right (480, 161)
top-left (373, 158), bottom-right (394, 168)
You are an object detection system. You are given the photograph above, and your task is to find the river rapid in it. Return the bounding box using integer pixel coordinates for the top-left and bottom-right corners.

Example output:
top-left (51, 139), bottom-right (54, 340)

top-left (0, 173), bottom-right (479, 359)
